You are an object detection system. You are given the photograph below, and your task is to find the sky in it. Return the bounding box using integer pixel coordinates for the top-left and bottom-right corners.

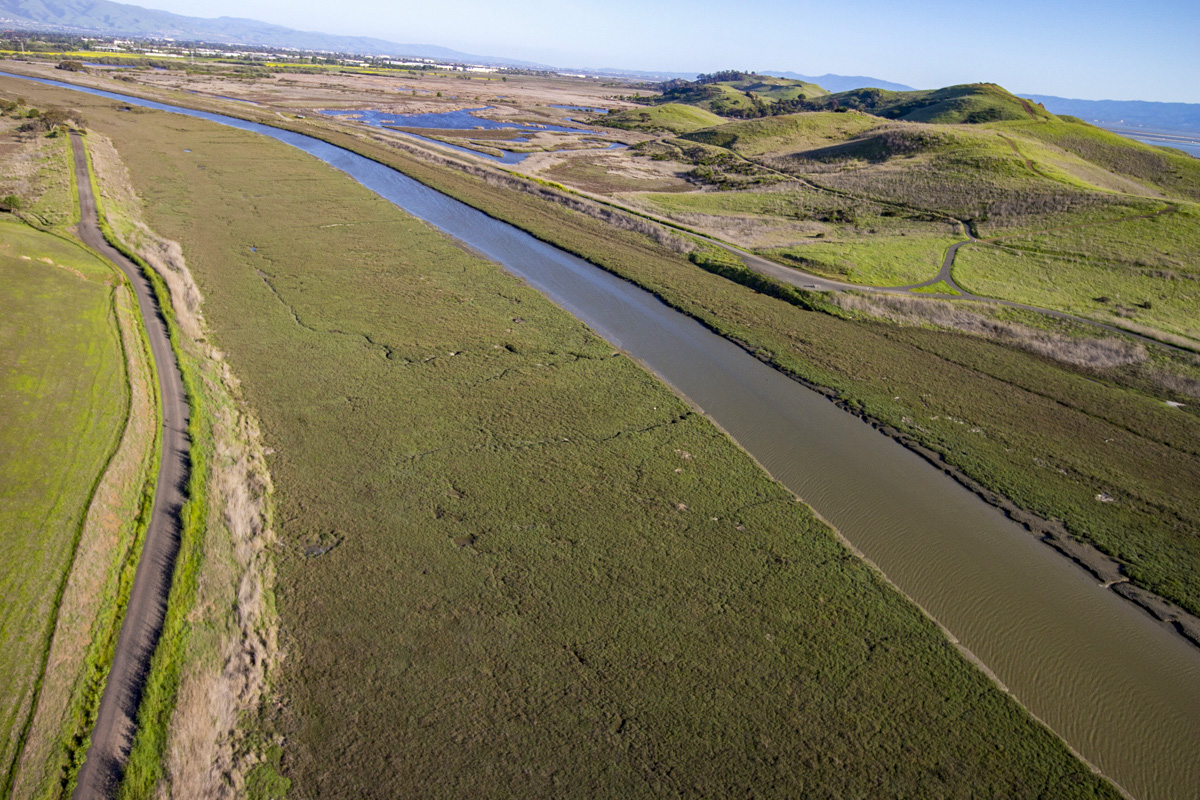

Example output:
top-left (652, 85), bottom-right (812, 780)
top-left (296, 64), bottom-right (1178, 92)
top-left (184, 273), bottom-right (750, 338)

top-left (144, 0), bottom-right (1199, 103)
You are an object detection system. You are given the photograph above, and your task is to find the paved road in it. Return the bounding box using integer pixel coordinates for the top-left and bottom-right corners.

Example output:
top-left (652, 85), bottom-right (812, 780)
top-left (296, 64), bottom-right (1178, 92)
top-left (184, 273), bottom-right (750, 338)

top-left (69, 133), bottom-right (191, 800)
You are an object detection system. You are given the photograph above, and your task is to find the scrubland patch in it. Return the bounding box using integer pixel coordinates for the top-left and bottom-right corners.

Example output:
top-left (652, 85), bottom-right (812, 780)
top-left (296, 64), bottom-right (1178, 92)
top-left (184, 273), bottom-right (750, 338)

top-left (537, 151), bottom-right (693, 194)
top-left (833, 292), bottom-right (1148, 368)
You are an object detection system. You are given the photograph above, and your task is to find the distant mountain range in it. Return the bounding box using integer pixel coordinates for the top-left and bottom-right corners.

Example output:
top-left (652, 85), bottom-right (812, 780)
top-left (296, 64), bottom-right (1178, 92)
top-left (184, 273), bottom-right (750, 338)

top-left (6, 0), bottom-right (1198, 133)
top-left (764, 72), bottom-right (914, 92)
top-left (0, 0), bottom-right (546, 66)
top-left (0, 1), bottom-right (916, 94)
top-left (559, 68), bottom-right (910, 93)
top-left (1023, 94), bottom-right (1200, 134)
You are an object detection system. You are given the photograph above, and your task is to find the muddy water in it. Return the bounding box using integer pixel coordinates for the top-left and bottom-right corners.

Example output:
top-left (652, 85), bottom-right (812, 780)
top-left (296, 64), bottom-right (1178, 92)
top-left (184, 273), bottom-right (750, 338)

top-left (9, 72), bottom-right (1199, 800)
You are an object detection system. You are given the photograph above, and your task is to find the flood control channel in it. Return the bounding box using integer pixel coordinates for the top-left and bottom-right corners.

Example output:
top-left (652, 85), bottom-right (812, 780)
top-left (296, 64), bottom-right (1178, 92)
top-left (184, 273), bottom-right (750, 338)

top-left (9, 73), bottom-right (1199, 800)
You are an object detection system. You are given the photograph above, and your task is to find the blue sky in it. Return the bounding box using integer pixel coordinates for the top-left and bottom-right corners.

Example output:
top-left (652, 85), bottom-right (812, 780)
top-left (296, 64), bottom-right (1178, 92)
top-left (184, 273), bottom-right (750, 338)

top-left (150, 0), bottom-right (1199, 103)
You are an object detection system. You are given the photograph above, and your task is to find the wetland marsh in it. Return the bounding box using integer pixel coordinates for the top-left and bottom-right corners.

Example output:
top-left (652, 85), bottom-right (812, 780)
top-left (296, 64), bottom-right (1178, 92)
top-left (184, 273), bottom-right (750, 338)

top-left (5, 60), bottom-right (1200, 798)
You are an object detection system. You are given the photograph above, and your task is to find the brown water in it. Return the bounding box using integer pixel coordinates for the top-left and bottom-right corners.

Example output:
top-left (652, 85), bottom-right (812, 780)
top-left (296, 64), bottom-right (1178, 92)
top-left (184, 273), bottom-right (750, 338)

top-left (8, 71), bottom-right (1199, 800)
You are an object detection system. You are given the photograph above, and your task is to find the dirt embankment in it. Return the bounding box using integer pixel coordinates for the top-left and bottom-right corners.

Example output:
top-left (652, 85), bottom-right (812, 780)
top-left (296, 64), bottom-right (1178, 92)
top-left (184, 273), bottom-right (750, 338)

top-left (85, 131), bottom-right (280, 800)
top-left (68, 131), bottom-right (191, 800)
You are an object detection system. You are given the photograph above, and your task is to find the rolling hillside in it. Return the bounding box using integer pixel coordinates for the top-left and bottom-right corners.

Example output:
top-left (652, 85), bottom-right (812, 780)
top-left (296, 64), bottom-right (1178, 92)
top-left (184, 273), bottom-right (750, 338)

top-left (655, 71), bottom-right (829, 117)
top-left (603, 102), bottom-right (726, 134)
top-left (792, 83), bottom-right (1054, 124)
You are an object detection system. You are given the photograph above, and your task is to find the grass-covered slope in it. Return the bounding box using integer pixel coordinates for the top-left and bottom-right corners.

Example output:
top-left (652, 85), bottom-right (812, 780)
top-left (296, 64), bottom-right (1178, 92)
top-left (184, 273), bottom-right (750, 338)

top-left (651, 72), bottom-right (828, 117)
top-left (603, 102), bottom-right (725, 134)
top-left (1002, 116), bottom-right (1200, 201)
top-left (680, 111), bottom-right (881, 155)
top-left (806, 83), bottom-right (1054, 124)
top-left (0, 219), bottom-right (128, 793)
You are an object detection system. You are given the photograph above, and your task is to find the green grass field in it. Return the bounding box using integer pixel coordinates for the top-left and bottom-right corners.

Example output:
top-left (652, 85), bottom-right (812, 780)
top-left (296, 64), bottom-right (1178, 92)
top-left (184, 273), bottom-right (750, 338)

top-left (0, 219), bottom-right (128, 793)
top-left (602, 103), bottom-right (725, 134)
top-left (954, 242), bottom-right (1200, 343)
top-left (981, 202), bottom-right (1200, 269)
top-left (57, 90), bottom-right (1131, 798)
top-left (760, 234), bottom-right (957, 286)
top-left (633, 184), bottom-right (960, 281)
top-left (25, 135), bottom-right (78, 228)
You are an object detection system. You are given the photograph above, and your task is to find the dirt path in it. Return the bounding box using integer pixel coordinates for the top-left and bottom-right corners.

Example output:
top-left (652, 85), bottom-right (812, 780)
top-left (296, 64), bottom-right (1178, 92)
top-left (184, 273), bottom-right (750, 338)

top-left (1016, 96), bottom-right (1041, 120)
top-left (68, 133), bottom-right (191, 800)
top-left (524, 133), bottom-right (1190, 351)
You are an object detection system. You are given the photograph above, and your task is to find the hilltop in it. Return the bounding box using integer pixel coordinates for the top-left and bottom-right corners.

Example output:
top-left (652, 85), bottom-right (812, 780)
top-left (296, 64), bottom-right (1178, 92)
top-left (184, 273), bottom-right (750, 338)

top-left (803, 83), bottom-right (1055, 124)
top-left (602, 103), bottom-right (727, 134)
top-left (654, 71), bottom-right (830, 118)
top-left (633, 75), bottom-right (1053, 126)
top-left (764, 71), bottom-right (914, 92)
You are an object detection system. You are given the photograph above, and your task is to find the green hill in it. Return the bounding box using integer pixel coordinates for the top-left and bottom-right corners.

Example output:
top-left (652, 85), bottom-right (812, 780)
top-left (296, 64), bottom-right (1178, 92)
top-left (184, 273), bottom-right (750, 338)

top-left (1001, 116), bottom-right (1200, 202)
top-left (654, 71), bottom-right (828, 118)
top-left (653, 77), bottom-right (1053, 126)
top-left (603, 103), bottom-right (726, 134)
top-left (674, 109), bottom-right (1196, 211)
top-left (680, 111), bottom-right (883, 155)
top-left (674, 102), bottom-right (1198, 202)
top-left (804, 83), bottom-right (1055, 124)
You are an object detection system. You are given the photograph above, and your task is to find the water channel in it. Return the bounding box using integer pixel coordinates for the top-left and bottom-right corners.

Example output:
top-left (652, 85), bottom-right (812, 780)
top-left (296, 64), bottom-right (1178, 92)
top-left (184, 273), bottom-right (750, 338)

top-left (6, 72), bottom-right (1199, 800)
top-left (316, 106), bottom-right (611, 165)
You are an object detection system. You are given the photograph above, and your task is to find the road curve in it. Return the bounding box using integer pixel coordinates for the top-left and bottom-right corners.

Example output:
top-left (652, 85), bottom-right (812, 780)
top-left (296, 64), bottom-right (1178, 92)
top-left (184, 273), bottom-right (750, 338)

top-left (68, 133), bottom-right (191, 800)
top-left (697, 228), bottom-right (1196, 354)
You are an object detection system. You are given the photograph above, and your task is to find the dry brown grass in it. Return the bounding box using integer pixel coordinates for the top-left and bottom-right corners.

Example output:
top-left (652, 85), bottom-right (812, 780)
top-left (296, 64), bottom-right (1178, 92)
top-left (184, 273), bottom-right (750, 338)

top-left (833, 292), bottom-right (1149, 369)
top-left (659, 207), bottom-right (824, 248)
top-left (160, 397), bottom-right (276, 800)
top-left (359, 127), bottom-right (697, 254)
top-left (90, 135), bottom-right (204, 341)
top-left (90, 133), bottom-right (279, 800)
top-left (0, 117), bottom-right (56, 210)
top-left (1139, 365), bottom-right (1200, 400)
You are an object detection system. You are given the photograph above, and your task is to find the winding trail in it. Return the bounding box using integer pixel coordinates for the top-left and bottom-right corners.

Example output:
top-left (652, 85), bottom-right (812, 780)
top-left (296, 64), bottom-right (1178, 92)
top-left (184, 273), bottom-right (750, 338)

top-left (538, 125), bottom-right (1194, 352)
top-left (687, 219), bottom-right (1195, 353)
top-left (68, 133), bottom-right (190, 800)
top-left (503, 132), bottom-right (1192, 351)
